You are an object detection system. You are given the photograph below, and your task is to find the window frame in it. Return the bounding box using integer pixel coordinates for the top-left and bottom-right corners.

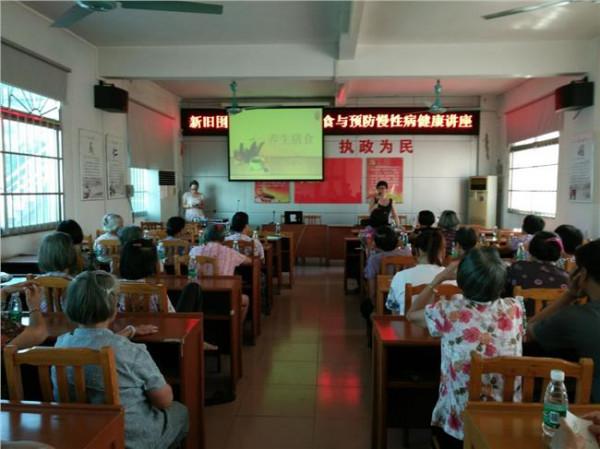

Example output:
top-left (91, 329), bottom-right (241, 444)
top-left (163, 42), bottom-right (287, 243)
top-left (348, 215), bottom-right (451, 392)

top-left (1, 100), bottom-right (65, 236)
top-left (507, 132), bottom-right (559, 219)
top-left (129, 167), bottom-right (149, 218)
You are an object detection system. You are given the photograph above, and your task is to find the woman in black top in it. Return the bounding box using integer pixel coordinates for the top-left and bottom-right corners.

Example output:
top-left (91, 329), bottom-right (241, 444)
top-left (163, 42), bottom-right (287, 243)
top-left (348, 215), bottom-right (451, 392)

top-left (368, 180), bottom-right (400, 227)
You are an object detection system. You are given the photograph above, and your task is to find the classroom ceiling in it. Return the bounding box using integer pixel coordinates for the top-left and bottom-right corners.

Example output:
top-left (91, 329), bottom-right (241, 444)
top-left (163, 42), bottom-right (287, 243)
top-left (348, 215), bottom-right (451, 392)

top-left (22, 1), bottom-right (599, 101)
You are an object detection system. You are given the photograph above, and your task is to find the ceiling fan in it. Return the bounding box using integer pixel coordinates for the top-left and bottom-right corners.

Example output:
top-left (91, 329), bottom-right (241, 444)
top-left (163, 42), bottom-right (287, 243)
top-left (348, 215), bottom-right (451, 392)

top-left (482, 0), bottom-right (599, 20)
top-left (421, 79), bottom-right (480, 114)
top-left (52, 1), bottom-right (223, 28)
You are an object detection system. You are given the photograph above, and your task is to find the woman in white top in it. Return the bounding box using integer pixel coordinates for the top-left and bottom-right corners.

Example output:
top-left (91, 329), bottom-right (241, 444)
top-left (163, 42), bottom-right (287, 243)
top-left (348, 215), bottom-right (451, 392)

top-left (182, 180), bottom-right (205, 222)
top-left (386, 229), bottom-right (451, 315)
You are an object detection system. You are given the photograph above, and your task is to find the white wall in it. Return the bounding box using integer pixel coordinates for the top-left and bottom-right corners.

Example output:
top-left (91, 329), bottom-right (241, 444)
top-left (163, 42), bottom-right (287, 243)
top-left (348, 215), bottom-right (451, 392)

top-left (0, 2), bottom-right (180, 258)
top-left (182, 134), bottom-right (478, 227)
top-left (498, 39), bottom-right (600, 238)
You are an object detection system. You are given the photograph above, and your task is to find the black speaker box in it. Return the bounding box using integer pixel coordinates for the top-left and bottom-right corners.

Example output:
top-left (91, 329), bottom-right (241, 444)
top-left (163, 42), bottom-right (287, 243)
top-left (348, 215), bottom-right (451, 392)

top-left (94, 83), bottom-right (128, 113)
top-left (555, 80), bottom-right (594, 112)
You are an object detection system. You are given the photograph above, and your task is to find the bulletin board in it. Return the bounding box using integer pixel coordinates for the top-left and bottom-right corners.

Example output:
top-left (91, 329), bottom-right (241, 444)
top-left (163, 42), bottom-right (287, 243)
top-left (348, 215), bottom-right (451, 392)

top-left (294, 158), bottom-right (362, 204)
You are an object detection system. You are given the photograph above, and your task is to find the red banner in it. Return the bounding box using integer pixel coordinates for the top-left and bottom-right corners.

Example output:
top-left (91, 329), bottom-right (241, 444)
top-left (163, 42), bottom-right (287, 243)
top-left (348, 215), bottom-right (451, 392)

top-left (295, 158), bottom-right (362, 204)
top-left (366, 158), bottom-right (404, 203)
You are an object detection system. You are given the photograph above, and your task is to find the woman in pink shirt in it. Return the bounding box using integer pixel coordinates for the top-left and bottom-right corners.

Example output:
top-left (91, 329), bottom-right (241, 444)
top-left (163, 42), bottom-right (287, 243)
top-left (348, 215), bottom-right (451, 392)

top-left (189, 224), bottom-right (251, 322)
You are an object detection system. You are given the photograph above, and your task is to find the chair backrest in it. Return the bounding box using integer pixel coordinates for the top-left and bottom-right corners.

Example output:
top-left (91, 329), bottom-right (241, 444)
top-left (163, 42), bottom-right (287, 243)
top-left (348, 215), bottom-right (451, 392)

top-left (404, 283), bottom-right (463, 311)
top-left (145, 229), bottom-right (167, 243)
top-left (27, 275), bottom-right (71, 312)
top-left (564, 258), bottom-right (577, 273)
top-left (159, 239), bottom-right (190, 265)
top-left (513, 286), bottom-right (566, 315)
top-left (380, 255), bottom-right (416, 275)
top-left (223, 239), bottom-right (255, 258)
top-left (469, 352), bottom-right (594, 404)
top-left (3, 345), bottom-right (120, 405)
top-left (95, 239), bottom-right (121, 256)
top-left (305, 214), bottom-right (321, 225)
top-left (81, 234), bottom-right (93, 251)
top-left (173, 254), bottom-right (219, 277)
top-left (141, 221), bottom-right (164, 231)
top-left (119, 281), bottom-right (168, 312)
top-left (376, 274), bottom-right (392, 315)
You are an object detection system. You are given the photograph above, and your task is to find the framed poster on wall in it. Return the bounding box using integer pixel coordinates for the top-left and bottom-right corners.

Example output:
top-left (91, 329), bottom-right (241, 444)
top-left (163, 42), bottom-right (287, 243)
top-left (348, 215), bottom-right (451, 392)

top-left (255, 181), bottom-right (290, 203)
top-left (295, 158), bottom-right (362, 204)
top-left (568, 134), bottom-right (594, 203)
top-left (105, 134), bottom-right (127, 199)
top-left (79, 129), bottom-right (105, 201)
top-left (366, 158), bottom-right (404, 203)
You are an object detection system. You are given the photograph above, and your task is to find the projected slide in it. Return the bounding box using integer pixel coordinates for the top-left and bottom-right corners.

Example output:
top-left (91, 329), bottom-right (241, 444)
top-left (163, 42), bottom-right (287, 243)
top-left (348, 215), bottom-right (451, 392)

top-left (229, 108), bottom-right (323, 181)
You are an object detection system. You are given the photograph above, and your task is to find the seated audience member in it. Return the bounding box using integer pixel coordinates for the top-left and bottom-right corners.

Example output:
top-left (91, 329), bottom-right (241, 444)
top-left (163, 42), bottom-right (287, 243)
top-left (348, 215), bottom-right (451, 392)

top-left (454, 227), bottom-right (478, 257)
top-left (158, 217), bottom-right (188, 274)
top-left (509, 214), bottom-right (545, 251)
top-left (119, 239), bottom-right (175, 312)
top-left (118, 225), bottom-right (143, 247)
top-left (94, 213), bottom-right (124, 264)
top-left (189, 224), bottom-right (250, 321)
top-left (57, 219), bottom-right (89, 271)
top-left (555, 224), bottom-right (584, 271)
top-left (37, 232), bottom-right (78, 311)
top-left (225, 212), bottom-right (265, 262)
top-left (505, 231), bottom-right (569, 298)
top-left (54, 271), bottom-right (188, 449)
top-left (164, 216), bottom-right (186, 241)
top-left (409, 210), bottom-right (436, 243)
top-left (561, 412), bottom-right (600, 447)
top-left (386, 229), bottom-right (448, 315)
top-left (528, 239), bottom-right (600, 404)
top-left (407, 248), bottom-right (525, 447)
top-left (358, 208), bottom-right (389, 251)
top-left (438, 210), bottom-right (460, 256)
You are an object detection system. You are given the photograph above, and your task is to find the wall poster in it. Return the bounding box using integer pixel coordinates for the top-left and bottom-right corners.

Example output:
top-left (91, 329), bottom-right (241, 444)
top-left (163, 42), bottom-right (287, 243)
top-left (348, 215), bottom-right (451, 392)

top-left (294, 158), bottom-right (362, 204)
top-left (79, 129), bottom-right (105, 201)
top-left (254, 181), bottom-right (290, 203)
top-left (366, 157), bottom-right (404, 203)
top-left (568, 135), bottom-right (594, 203)
top-left (105, 134), bottom-right (127, 199)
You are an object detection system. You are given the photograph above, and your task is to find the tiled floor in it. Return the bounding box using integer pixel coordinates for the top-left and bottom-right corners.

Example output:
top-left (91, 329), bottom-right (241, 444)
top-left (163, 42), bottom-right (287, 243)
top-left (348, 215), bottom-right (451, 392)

top-left (204, 264), bottom-right (431, 449)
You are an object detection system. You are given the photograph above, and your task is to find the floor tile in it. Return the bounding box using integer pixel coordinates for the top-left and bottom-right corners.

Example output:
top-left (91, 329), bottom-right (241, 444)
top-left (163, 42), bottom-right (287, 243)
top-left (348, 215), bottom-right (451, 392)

top-left (237, 385), bottom-right (317, 417)
top-left (225, 416), bottom-right (314, 449)
top-left (315, 385), bottom-right (371, 419)
top-left (314, 417), bottom-right (371, 449)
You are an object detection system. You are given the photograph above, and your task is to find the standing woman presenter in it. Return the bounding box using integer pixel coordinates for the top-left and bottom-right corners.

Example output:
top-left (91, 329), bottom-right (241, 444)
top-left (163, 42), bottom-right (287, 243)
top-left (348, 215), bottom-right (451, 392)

top-left (368, 180), bottom-right (400, 227)
top-left (182, 180), bottom-right (205, 222)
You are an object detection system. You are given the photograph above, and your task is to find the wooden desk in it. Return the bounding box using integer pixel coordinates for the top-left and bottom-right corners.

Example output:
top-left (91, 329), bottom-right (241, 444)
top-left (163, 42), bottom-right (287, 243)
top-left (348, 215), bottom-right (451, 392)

top-left (154, 275), bottom-right (243, 390)
top-left (372, 316), bottom-right (440, 449)
top-left (234, 258), bottom-right (262, 343)
top-left (43, 313), bottom-right (205, 449)
top-left (1, 255), bottom-right (39, 275)
top-left (264, 236), bottom-right (283, 292)
top-left (261, 229), bottom-right (295, 288)
top-left (329, 225), bottom-right (358, 261)
top-left (1, 401), bottom-right (124, 449)
top-left (464, 402), bottom-right (600, 449)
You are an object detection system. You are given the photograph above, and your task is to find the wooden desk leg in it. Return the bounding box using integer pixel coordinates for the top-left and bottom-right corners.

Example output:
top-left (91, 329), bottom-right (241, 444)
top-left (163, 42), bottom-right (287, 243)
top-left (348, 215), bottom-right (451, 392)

top-left (252, 260), bottom-right (261, 340)
top-left (372, 337), bottom-right (388, 449)
top-left (181, 323), bottom-right (204, 449)
top-left (265, 253), bottom-right (274, 314)
top-left (231, 291), bottom-right (242, 387)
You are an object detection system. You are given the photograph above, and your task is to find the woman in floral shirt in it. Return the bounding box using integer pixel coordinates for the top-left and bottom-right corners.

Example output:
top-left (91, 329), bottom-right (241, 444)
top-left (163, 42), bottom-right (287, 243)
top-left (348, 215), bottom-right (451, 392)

top-left (407, 248), bottom-right (525, 447)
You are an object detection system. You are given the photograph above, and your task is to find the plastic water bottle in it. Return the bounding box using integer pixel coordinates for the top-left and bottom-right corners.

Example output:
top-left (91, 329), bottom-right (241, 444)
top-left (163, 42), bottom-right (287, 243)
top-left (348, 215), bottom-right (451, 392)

top-left (8, 293), bottom-right (22, 323)
top-left (232, 239), bottom-right (240, 252)
top-left (516, 243), bottom-right (527, 261)
top-left (542, 369), bottom-right (568, 438)
top-left (252, 229), bottom-right (259, 240)
top-left (451, 242), bottom-right (458, 259)
top-left (275, 222), bottom-right (281, 235)
top-left (188, 259), bottom-right (197, 281)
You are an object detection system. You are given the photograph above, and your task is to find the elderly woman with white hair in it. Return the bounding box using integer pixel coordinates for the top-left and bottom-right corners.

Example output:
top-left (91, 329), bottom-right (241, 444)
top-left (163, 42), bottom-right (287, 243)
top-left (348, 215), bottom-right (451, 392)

top-left (94, 213), bottom-right (124, 265)
top-left (54, 270), bottom-right (189, 449)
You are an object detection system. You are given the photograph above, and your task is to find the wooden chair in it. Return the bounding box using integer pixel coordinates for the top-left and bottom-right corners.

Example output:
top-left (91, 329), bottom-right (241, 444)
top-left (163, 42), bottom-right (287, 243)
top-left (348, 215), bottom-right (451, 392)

top-left (173, 254), bottom-right (219, 277)
top-left (513, 286), bottom-right (566, 315)
top-left (305, 214), bottom-right (321, 225)
top-left (27, 275), bottom-right (71, 312)
top-left (375, 274), bottom-right (392, 315)
top-left (404, 283), bottom-right (463, 311)
top-left (379, 255), bottom-right (416, 275)
top-left (81, 234), bottom-right (93, 252)
top-left (119, 281), bottom-right (168, 312)
top-left (564, 258), bottom-right (577, 273)
top-left (181, 222), bottom-right (201, 245)
top-left (95, 239), bottom-right (121, 274)
top-left (469, 352), bottom-right (594, 404)
top-left (145, 229), bottom-right (167, 243)
top-left (158, 239), bottom-right (190, 266)
top-left (141, 221), bottom-right (164, 231)
top-left (224, 239), bottom-right (255, 258)
top-left (3, 345), bottom-right (120, 405)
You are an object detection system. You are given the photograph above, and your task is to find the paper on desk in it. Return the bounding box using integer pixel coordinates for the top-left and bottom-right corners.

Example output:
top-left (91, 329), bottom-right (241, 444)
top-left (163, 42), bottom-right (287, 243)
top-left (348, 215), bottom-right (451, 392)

top-left (550, 411), bottom-right (600, 449)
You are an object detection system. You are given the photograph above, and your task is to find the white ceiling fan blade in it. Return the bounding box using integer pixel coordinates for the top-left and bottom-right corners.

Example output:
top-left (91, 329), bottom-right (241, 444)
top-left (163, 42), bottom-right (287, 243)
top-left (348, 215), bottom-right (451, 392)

top-left (51, 5), bottom-right (95, 27)
top-left (482, 0), bottom-right (573, 20)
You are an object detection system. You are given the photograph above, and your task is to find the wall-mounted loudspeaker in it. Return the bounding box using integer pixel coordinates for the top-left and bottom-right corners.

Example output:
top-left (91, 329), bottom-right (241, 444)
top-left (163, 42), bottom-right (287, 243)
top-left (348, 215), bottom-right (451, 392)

top-left (555, 78), bottom-right (594, 112)
top-left (94, 81), bottom-right (128, 113)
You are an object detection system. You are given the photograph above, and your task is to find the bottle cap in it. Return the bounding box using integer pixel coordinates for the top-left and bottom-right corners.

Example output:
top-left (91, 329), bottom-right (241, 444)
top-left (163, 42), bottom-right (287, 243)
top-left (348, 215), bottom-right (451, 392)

top-left (550, 369), bottom-right (565, 382)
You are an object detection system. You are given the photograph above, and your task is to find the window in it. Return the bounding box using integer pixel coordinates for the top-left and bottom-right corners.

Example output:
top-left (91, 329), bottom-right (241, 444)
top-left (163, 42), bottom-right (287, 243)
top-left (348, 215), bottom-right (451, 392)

top-left (508, 131), bottom-right (559, 218)
top-left (1, 83), bottom-right (63, 235)
top-left (130, 167), bottom-right (151, 217)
